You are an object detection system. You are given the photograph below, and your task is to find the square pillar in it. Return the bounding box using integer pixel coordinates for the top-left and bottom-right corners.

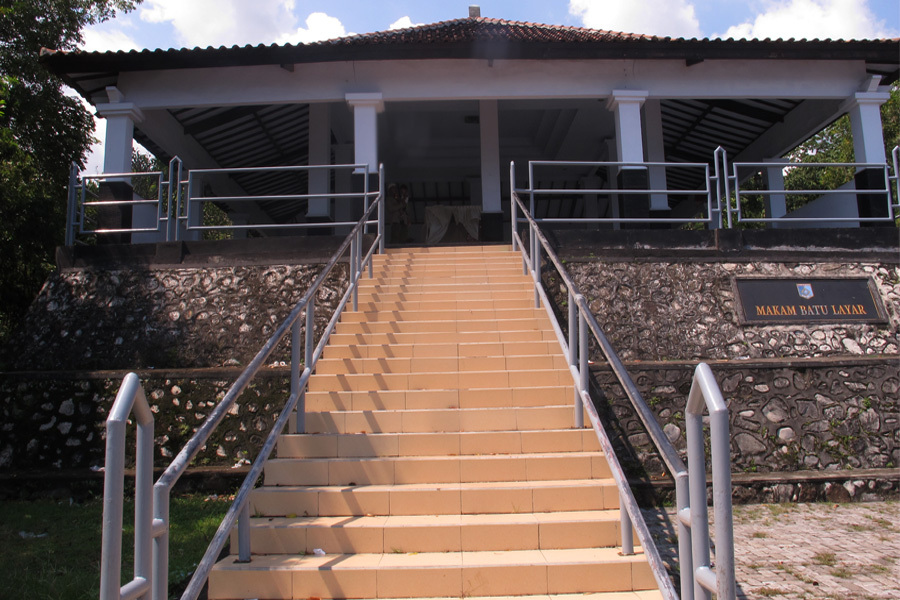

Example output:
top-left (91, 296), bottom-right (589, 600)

top-left (307, 103), bottom-right (333, 235)
top-left (479, 99), bottom-right (503, 241)
top-left (763, 159), bottom-right (789, 227)
top-left (842, 90), bottom-right (890, 224)
top-left (95, 86), bottom-right (144, 243)
top-left (607, 90), bottom-right (650, 225)
top-left (642, 99), bottom-right (670, 215)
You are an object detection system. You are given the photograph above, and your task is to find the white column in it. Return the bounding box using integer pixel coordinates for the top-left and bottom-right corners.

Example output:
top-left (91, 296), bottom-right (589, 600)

top-left (307, 103), bottom-right (332, 219)
top-left (479, 99), bottom-right (502, 213)
top-left (332, 144), bottom-right (355, 235)
top-left (606, 90), bottom-right (649, 164)
top-left (842, 91), bottom-right (890, 164)
top-left (95, 87), bottom-right (152, 242)
top-left (763, 158), bottom-right (788, 226)
top-left (643, 99), bottom-right (669, 211)
top-left (96, 87), bottom-right (143, 176)
top-left (346, 93), bottom-right (384, 174)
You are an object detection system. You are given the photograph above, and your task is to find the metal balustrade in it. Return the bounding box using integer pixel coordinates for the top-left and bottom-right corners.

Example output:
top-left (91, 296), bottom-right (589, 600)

top-left (511, 159), bottom-right (737, 599)
top-left (98, 167), bottom-right (384, 600)
top-left (66, 160), bottom-right (382, 244)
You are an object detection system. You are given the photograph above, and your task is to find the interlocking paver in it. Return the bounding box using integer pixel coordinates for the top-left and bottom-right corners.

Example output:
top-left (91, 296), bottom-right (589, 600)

top-left (643, 501), bottom-right (899, 599)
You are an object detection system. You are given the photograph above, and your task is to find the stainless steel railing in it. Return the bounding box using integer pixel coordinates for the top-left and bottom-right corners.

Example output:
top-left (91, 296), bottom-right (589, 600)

top-left (511, 158), bottom-right (737, 599)
top-left (510, 147), bottom-right (899, 231)
top-left (98, 166), bottom-right (384, 600)
top-left (66, 159), bottom-right (382, 244)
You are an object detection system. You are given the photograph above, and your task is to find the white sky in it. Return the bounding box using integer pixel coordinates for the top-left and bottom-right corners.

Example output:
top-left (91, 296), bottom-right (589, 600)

top-left (78, 0), bottom-right (899, 172)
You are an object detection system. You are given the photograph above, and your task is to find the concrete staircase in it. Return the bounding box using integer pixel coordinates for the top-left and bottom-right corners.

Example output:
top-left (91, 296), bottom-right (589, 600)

top-left (209, 245), bottom-right (660, 600)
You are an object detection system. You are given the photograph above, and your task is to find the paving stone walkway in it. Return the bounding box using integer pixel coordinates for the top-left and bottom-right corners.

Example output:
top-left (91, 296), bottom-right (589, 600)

top-left (642, 501), bottom-right (899, 600)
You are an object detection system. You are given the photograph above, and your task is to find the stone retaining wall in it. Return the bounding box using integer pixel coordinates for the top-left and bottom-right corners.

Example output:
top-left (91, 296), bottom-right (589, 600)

top-left (1, 253), bottom-right (898, 484)
top-left (3, 263), bottom-right (347, 371)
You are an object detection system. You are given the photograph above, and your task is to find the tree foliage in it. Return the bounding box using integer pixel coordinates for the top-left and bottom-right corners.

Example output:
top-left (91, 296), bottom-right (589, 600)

top-left (0, 0), bottom-right (139, 340)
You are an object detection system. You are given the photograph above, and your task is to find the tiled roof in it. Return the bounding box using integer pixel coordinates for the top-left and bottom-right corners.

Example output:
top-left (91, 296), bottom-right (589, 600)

top-left (42, 15), bottom-right (899, 75)
top-left (315, 17), bottom-right (659, 46)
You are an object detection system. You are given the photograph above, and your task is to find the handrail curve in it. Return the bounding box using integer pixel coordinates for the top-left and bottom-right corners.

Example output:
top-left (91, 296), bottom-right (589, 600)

top-left (99, 165), bottom-right (385, 600)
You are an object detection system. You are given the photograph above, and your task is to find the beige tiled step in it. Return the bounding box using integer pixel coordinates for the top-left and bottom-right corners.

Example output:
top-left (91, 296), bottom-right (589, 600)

top-left (249, 479), bottom-right (620, 518)
top-left (322, 340), bottom-right (560, 359)
top-left (307, 368), bottom-right (572, 392)
top-left (339, 307), bottom-right (549, 323)
top-left (356, 289), bottom-right (534, 302)
top-left (234, 510), bottom-right (624, 555)
top-left (327, 329), bottom-right (558, 346)
top-left (276, 429), bottom-right (601, 458)
top-left (263, 452), bottom-right (611, 486)
top-left (298, 405), bottom-right (586, 434)
top-left (354, 298), bottom-right (536, 312)
top-left (304, 386), bottom-right (574, 411)
top-left (315, 354), bottom-right (569, 374)
top-left (333, 317), bottom-right (553, 335)
top-left (209, 547), bottom-right (655, 600)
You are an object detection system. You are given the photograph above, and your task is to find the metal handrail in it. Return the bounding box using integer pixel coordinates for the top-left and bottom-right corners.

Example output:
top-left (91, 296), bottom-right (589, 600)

top-left (180, 163), bottom-right (379, 239)
top-left (98, 166), bottom-right (385, 600)
top-left (510, 171), bottom-right (688, 599)
top-left (99, 373), bottom-right (154, 600)
top-left (517, 159), bottom-right (717, 227)
top-left (727, 151), bottom-right (898, 224)
top-left (682, 363), bottom-right (736, 600)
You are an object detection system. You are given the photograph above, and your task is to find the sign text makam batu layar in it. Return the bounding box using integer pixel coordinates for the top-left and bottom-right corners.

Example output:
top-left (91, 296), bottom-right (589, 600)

top-left (734, 279), bottom-right (886, 324)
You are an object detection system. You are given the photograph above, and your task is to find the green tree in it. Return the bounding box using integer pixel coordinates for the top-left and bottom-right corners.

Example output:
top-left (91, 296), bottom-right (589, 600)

top-left (0, 0), bottom-right (139, 340)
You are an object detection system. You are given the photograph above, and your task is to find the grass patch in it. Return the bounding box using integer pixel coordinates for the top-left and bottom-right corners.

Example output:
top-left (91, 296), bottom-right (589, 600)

top-left (755, 586), bottom-right (783, 597)
top-left (751, 531), bottom-right (768, 538)
top-left (0, 494), bottom-right (230, 600)
top-left (830, 565), bottom-right (854, 578)
top-left (812, 551), bottom-right (837, 566)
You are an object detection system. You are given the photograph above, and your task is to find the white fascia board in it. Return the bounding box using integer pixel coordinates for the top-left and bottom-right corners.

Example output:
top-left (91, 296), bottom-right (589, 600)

top-left (115, 58), bottom-right (870, 110)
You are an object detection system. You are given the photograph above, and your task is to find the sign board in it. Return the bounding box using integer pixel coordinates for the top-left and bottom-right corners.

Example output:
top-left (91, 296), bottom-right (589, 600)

top-left (734, 278), bottom-right (887, 324)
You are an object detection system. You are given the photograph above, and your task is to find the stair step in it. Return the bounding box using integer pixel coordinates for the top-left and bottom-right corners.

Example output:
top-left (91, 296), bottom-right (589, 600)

top-left (234, 510), bottom-right (624, 555)
top-left (333, 318), bottom-right (553, 335)
top-left (304, 386), bottom-right (574, 411)
top-left (327, 329), bottom-right (558, 346)
top-left (354, 298), bottom-right (536, 312)
top-left (277, 429), bottom-right (600, 458)
top-left (339, 308), bottom-right (549, 323)
top-left (299, 405), bottom-right (584, 434)
top-left (263, 452), bottom-right (610, 486)
top-left (322, 340), bottom-right (559, 359)
top-left (315, 354), bottom-right (569, 374)
top-left (356, 290), bottom-right (535, 302)
top-left (249, 479), bottom-right (621, 517)
top-left (209, 547), bottom-right (655, 599)
top-left (307, 369), bottom-right (571, 393)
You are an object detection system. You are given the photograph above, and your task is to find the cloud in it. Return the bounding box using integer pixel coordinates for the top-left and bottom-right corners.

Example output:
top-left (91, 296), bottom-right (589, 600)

top-left (721, 0), bottom-right (898, 40)
top-left (569, 0), bottom-right (702, 38)
top-left (276, 12), bottom-right (349, 45)
top-left (389, 16), bottom-right (424, 30)
top-left (81, 27), bottom-right (142, 52)
top-left (140, 0), bottom-right (300, 47)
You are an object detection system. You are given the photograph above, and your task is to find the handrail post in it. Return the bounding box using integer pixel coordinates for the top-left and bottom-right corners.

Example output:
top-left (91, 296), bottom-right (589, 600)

top-left (353, 227), bottom-right (362, 311)
top-left (675, 472), bottom-right (694, 600)
top-left (66, 163), bottom-right (78, 246)
top-left (237, 503), bottom-right (251, 562)
top-left (294, 314), bottom-right (305, 434)
top-left (568, 291), bottom-right (579, 426)
top-left (686, 362), bottom-right (736, 600)
top-left (620, 490), bottom-right (634, 555)
top-left (510, 161), bottom-right (517, 251)
top-left (378, 164), bottom-right (385, 253)
top-left (577, 298), bottom-right (587, 429)
top-left (152, 486), bottom-right (170, 600)
top-left (532, 228), bottom-right (541, 309)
